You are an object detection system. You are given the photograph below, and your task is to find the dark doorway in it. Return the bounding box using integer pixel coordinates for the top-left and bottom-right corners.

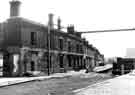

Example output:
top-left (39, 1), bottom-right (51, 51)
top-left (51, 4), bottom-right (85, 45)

top-left (3, 53), bottom-right (11, 77)
top-left (24, 61), bottom-right (27, 72)
top-left (31, 61), bottom-right (35, 71)
top-left (73, 57), bottom-right (76, 69)
top-left (59, 55), bottom-right (63, 68)
top-left (68, 55), bottom-right (72, 67)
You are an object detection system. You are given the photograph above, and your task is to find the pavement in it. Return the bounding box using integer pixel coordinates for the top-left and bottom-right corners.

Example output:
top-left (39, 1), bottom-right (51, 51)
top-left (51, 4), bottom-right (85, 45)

top-left (74, 73), bottom-right (135, 95)
top-left (0, 70), bottom-right (86, 87)
top-left (93, 64), bottom-right (112, 72)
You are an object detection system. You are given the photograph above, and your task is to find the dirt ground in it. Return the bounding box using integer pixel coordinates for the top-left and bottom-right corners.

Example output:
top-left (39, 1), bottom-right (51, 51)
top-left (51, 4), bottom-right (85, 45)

top-left (0, 72), bottom-right (114, 95)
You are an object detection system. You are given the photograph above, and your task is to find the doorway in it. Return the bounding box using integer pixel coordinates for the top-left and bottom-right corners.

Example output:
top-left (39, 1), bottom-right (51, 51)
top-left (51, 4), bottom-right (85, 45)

top-left (59, 55), bottom-right (63, 68)
top-left (31, 61), bottom-right (35, 71)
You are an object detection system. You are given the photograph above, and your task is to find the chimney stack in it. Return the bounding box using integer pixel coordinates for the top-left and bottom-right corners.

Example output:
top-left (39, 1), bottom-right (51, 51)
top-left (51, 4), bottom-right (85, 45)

top-left (48, 13), bottom-right (54, 30)
top-left (57, 17), bottom-right (61, 30)
top-left (67, 25), bottom-right (75, 34)
top-left (10, 0), bottom-right (21, 17)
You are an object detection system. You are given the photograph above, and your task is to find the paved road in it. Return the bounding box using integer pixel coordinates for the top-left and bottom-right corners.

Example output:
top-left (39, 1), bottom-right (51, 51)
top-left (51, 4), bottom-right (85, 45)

top-left (0, 72), bottom-right (113, 95)
top-left (75, 74), bottom-right (135, 95)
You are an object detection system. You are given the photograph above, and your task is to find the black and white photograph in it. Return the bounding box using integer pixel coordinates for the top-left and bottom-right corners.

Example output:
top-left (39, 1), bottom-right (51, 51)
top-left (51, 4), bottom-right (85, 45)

top-left (0, 0), bottom-right (134, 95)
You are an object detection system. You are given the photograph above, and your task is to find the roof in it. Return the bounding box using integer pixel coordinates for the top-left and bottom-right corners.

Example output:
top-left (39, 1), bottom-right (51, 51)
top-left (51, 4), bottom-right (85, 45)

top-left (6, 17), bottom-right (47, 28)
top-left (4, 17), bottom-right (93, 45)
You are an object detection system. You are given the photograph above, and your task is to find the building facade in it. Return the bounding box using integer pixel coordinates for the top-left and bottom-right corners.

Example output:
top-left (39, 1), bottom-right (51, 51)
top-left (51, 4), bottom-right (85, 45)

top-left (112, 57), bottom-right (135, 75)
top-left (0, 0), bottom-right (103, 77)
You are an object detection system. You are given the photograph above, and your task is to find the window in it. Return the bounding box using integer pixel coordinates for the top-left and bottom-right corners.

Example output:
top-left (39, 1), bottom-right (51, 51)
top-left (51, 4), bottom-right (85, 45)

top-left (31, 32), bottom-right (37, 45)
top-left (80, 45), bottom-right (83, 53)
top-left (59, 38), bottom-right (63, 50)
top-left (68, 41), bottom-right (71, 52)
top-left (76, 44), bottom-right (79, 52)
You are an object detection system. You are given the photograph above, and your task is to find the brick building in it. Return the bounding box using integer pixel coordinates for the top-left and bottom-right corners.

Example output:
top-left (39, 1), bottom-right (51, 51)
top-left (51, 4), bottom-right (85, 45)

top-left (0, 0), bottom-right (103, 77)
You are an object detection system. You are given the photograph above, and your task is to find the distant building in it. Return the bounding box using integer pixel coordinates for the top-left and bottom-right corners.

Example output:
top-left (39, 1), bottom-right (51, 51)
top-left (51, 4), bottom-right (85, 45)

top-left (0, 0), bottom-right (103, 77)
top-left (112, 57), bottom-right (135, 75)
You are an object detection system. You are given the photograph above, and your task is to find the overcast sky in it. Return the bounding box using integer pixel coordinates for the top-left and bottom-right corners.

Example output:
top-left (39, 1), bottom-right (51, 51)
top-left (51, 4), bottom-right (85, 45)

top-left (1, 0), bottom-right (135, 58)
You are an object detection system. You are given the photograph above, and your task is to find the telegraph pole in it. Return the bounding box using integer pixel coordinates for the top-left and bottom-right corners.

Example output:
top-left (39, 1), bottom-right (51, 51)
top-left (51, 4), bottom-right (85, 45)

top-left (47, 24), bottom-right (50, 75)
top-left (47, 13), bottom-right (54, 75)
top-left (47, 14), bottom-right (51, 75)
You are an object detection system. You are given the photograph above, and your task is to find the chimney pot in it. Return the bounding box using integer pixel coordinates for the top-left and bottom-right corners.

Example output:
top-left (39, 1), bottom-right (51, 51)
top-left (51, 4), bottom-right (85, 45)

top-left (67, 25), bottom-right (75, 34)
top-left (57, 17), bottom-right (61, 30)
top-left (48, 13), bottom-right (54, 30)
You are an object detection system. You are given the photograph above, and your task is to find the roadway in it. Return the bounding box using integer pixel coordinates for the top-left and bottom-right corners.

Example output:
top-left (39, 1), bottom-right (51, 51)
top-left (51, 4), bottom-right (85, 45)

top-left (74, 73), bottom-right (135, 95)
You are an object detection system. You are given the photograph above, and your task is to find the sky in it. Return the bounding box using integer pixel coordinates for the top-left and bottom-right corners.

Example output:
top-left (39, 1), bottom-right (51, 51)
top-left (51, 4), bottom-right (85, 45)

top-left (1, 0), bottom-right (135, 58)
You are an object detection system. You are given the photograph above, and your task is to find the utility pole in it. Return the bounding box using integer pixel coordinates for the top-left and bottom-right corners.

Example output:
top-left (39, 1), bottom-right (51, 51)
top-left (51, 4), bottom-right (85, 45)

top-left (47, 15), bottom-right (51, 76)
top-left (47, 25), bottom-right (50, 75)
top-left (47, 13), bottom-right (54, 75)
